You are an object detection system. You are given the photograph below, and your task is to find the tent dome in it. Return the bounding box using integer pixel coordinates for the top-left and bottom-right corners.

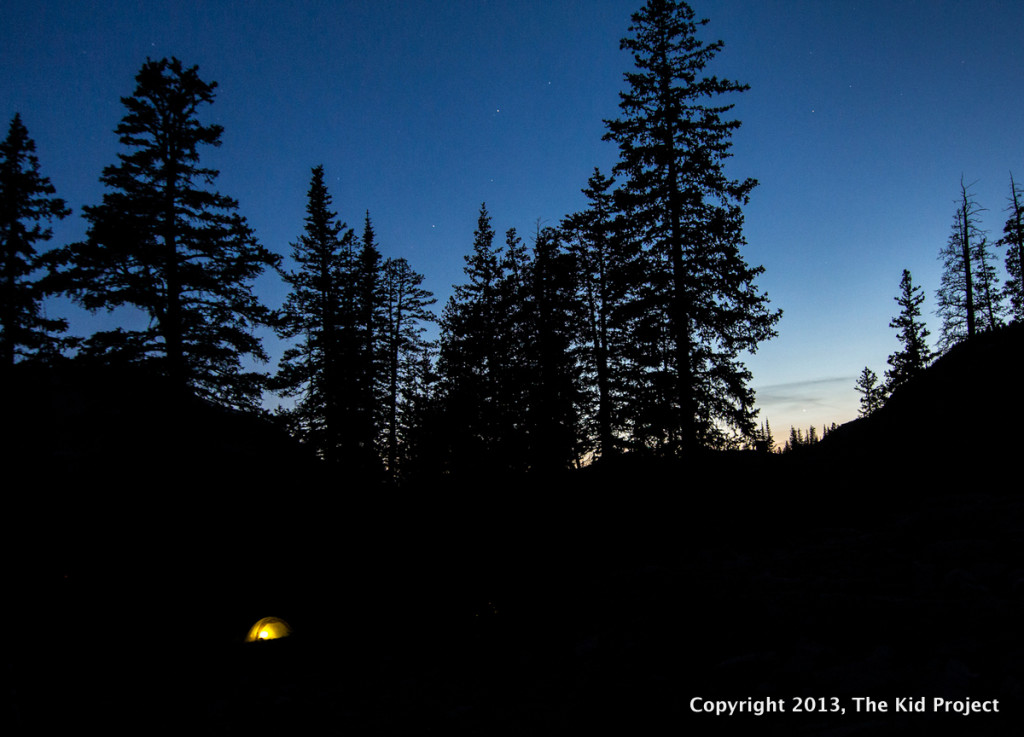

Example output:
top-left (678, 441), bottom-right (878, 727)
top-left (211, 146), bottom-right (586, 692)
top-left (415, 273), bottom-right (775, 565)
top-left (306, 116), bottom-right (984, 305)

top-left (245, 616), bottom-right (292, 642)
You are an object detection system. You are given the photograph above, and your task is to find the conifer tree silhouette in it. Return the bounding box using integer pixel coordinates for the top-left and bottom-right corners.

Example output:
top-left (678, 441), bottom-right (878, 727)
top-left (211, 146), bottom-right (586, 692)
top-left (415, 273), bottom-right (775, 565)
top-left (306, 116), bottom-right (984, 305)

top-left (523, 224), bottom-right (583, 471)
top-left (999, 173), bottom-right (1024, 321)
top-left (380, 255), bottom-right (435, 477)
top-left (603, 0), bottom-right (779, 451)
top-left (885, 269), bottom-right (933, 393)
top-left (562, 168), bottom-right (638, 460)
top-left (274, 165), bottom-right (356, 461)
top-left (855, 366), bottom-right (885, 417)
top-left (0, 113), bottom-right (71, 370)
top-left (50, 58), bottom-right (278, 408)
top-left (937, 178), bottom-right (1003, 351)
top-left (438, 204), bottom-right (504, 471)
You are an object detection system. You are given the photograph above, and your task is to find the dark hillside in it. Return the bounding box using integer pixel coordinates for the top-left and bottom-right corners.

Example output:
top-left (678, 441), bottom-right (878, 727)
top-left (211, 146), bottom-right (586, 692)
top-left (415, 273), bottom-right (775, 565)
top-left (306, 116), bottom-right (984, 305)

top-left (816, 321), bottom-right (1024, 482)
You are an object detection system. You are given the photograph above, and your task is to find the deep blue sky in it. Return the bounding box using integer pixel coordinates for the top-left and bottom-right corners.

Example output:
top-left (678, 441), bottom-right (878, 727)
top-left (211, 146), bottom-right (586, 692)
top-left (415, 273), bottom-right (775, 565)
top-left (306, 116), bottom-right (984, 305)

top-left (3, 0), bottom-right (1022, 436)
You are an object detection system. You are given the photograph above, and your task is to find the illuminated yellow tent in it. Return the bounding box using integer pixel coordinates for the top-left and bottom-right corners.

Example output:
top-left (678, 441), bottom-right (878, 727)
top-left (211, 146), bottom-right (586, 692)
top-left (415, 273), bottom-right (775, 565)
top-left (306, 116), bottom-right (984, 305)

top-left (245, 616), bottom-right (292, 642)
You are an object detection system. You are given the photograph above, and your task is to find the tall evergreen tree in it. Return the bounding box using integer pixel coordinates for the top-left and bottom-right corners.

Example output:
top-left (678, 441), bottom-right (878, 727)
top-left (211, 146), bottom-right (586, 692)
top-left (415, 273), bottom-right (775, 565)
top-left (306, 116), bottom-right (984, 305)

top-left (493, 226), bottom-right (533, 465)
top-left (936, 178), bottom-right (1002, 351)
top-left (1, 113), bottom-right (72, 371)
top-left (999, 173), bottom-right (1024, 322)
top-left (562, 168), bottom-right (638, 459)
top-left (437, 204), bottom-right (503, 471)
top-left (524, 224), bottom-right (583, 471)
top-left (976, 232), bottom-right (1004, 332)
top-left (603, 0), bottom-right (780, 451)
top-left (379, 255), bottom-right (435, 478)
top-left (354, 210), bottom-right (384, 461)
top-left (273, 165), bottom-right (355, 462)
top-left (885, 269), bottom-right (933, 393)
top-left (50, 58), bottom-right (278, 408)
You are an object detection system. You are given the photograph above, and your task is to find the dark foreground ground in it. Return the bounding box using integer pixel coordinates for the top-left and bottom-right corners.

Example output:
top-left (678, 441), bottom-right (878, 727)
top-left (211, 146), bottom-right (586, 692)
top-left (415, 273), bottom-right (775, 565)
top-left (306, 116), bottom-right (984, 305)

top-left (8, 463), bottom-right (1024, 736)
top-left (6, 329), bottom-right (1024, 734)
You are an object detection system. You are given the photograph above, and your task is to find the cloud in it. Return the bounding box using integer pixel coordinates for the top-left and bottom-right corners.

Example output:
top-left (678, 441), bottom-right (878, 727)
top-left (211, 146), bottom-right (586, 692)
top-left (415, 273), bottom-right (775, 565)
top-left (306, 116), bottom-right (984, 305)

top-left (753, 376), bottom-right (858, 427)
top-left (755, 376), bottom-right (854, 403)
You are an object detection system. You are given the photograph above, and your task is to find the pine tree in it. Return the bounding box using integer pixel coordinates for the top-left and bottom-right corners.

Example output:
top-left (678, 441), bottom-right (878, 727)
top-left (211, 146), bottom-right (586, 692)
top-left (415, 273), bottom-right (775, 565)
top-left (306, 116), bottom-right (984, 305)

top-left (50, 58), bottom-right (278, 408)
top-left (885, 269), bottom-right (933, 393)
top-left (936, 178), bottom-right (1003, 351)
top-left (761, 418), bottom-right (775, 452)
top-left (855, 366), bottom-right (885, 418)
top-left (494, 226), bottom-right (533, 466)
top-left (273, 165), bottom-right (355, 462)
top-left (603, 0), bottom-right (780, 451)
top-left (380, 255), bottom-right (435, 478)
top-left (1, 113), bottom-right (72, 370)
top-left (524, 224), bottom-right (583, 471)
top-left (747, 418), bottom-right (775, 453)
top-left (397, 349), bottom-right (444, 482)
top-left (999, 173), bottom-right (1024, 321)
top-left (562, 167), bottom-right (639, 459)
top-left (437, 203), bottom-right (503, 471)
top-left (354, 211), bottom-right (384, 462)
top-left (976, 232), bottom-right (1004, 332)
top-left (784, 425), bottom-right (802, 453)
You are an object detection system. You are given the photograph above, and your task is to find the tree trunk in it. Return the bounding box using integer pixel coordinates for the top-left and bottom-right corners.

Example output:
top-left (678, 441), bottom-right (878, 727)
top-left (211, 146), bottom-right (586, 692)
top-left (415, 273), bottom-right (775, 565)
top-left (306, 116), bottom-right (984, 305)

top-left (960, 187), bottom-right (976, 340)
top-left (162, 168), bottom-right (186, 392)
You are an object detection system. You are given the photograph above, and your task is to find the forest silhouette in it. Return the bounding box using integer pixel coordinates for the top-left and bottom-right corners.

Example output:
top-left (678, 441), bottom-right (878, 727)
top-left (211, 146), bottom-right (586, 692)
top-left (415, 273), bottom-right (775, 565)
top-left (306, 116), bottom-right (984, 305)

top-left (4, 0), bottom-right (1024, 733)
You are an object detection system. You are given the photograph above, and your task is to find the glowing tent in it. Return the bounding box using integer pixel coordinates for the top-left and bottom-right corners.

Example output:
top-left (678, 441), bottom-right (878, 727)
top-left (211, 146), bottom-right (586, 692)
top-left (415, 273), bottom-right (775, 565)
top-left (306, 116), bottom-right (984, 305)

top-left (245, 616), bottom-right (292, 642)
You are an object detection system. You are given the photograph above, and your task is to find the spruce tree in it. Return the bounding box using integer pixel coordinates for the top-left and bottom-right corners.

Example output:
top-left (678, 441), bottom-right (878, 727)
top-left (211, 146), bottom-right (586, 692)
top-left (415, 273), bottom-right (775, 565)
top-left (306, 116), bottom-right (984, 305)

top-left (762, 419), bottom-right (775, 452)
top-left (562, 167), bottom-right (638, 459)
top-left (396, 349), bottom-right (444, 481)
top-left (784, 425), bottom-right (802, 453)
top-left (524, 224), bottom-right (583, 471)
top-left (354, 211), bottom-right (384, 462)
top-left (885, 269), bottom-right (933, 393)
top-left (603, 0), bottom-right (780, 451)
top-left (494, 226), bottom-right (533, 466)
top-left (855, 366), bottom-right (885, 418)
top-left (999, 173), bottom-right (1024, 321)
top-left (936, 178), bottom-right (1003, 351)
top-left (437, 203), bottom-right (503, 471)
top-left (749, 418), bottom-right (775, 453)
top-left (50, 58), bottom-right (278, 408)
top-left (380, 255), bottom-right (435, 478)
top-left (1, 113), bottom-right (72, 370)
top-left (274, 165), bottom-right (355, 462)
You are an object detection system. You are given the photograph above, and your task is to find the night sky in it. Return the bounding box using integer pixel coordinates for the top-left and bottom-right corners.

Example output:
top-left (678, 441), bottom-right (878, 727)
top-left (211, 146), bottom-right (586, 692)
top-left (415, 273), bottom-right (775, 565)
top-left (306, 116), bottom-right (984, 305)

top-left (3, 0), bottom-right (1022, 436)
